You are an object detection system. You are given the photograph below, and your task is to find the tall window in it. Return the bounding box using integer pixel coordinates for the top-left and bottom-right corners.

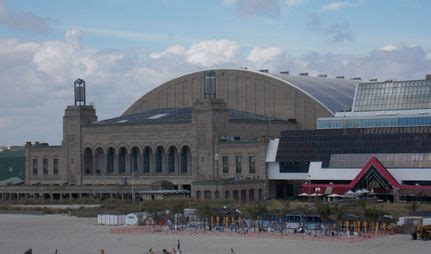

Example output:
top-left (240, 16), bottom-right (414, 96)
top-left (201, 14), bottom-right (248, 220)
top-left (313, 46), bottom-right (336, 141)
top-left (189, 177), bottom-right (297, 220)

top-left (235, 156), bottom-right (242, 174)
top-left (249, 156), bottom-right (256, 174)
top-left (180, 146), bottom-right (191, 173)
top-left (118, 147), bottom-right (126, 174)
top-left (168, 147), bottom-right (177, 173)
top-left (143, 147), bottom-right (151, 173)
top-left (222, 156), bottom-right (229, 174)
top-left (156, 147), bottom-right (164, 173)
top-left (204, 70), bottom-right (216, 99)
top-left (43, 158), bottom-right (48, 175)
top-left (53, 158), bottom-right (59, 175)
top-left (32, 159), bottom-right (38, 175)
top-left (106, 148), bottom-right (115, 174)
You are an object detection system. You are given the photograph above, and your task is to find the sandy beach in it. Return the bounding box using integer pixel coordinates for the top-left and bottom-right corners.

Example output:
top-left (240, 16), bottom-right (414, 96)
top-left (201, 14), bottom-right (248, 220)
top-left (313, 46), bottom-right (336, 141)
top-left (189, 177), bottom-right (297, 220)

top-left (0, 214), bottom-right (428, 254)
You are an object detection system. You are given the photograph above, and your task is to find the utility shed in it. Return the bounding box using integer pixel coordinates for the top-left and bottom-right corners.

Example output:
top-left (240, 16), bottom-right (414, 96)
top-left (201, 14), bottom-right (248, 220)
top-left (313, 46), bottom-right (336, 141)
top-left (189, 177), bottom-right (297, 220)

top-left (0, 150), bottom-right (25, 185)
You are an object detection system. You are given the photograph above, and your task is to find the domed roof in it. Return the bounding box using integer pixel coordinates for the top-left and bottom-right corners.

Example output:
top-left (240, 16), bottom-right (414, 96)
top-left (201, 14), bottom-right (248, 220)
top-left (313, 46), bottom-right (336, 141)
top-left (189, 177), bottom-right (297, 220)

top-left (123, 68), bottom-right (358, 117)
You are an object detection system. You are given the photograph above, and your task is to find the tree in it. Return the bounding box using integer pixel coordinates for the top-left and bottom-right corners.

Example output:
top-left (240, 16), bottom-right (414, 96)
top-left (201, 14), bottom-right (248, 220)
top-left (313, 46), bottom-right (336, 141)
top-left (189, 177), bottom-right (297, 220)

top-left (196, 204), bottom-right (214, 230)
top-left (407, 202), bottom-right (419, 215)
top-left (333, 206), bottom-right (344, 231)
top-left (316, 203), bottom-right (331, 222)
top-left (244, 203), bottom-right (268, 232)
top-left (364, 207), bottom-right (380, 222)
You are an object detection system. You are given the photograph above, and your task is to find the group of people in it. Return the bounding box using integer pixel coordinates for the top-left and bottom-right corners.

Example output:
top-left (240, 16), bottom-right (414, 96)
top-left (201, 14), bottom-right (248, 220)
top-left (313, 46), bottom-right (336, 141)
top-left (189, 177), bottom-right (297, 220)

top-left (144, 240), bottom-right (237, 254)
top-left (146, 240), bottom-right (183, 254)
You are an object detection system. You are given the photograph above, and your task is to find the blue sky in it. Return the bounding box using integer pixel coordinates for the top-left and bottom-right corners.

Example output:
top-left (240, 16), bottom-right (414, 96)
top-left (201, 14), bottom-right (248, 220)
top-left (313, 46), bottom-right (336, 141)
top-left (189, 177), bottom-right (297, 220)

top-left (1, 0), bottom-right (431, 146)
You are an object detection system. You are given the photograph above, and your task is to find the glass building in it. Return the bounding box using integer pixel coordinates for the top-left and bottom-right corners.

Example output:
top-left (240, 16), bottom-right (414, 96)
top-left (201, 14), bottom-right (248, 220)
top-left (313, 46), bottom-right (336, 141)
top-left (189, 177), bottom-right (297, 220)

top-left (318, 115), bottom-right (431, 129)
top-left (317, 78), bottom-right (431, 129)
top-left (353, 79), bottom-right (431, 112)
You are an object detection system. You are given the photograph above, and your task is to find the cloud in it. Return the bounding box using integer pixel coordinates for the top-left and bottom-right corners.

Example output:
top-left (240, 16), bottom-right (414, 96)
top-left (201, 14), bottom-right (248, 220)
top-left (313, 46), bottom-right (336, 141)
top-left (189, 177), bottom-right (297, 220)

top-left (150, 40), bottom-right (239, 67)
top-left (320, 2), bottom-right (353, 12)
top-left (247, 47), bottom-right (284, 66)
top-left (150, 45), bottom-right (185, 59)
top-left (1, 29), bottom-right (430, 146)
top-left (306, 13), bottom-right (353, 42)
top-left (320, 0), bottom-right (364, 12)
top-left (186, 39), bottom-right (239, 67)
top-left (0, 0), bottom-right (51, 34)
top-left (380, 45), bottom-right (398, 52)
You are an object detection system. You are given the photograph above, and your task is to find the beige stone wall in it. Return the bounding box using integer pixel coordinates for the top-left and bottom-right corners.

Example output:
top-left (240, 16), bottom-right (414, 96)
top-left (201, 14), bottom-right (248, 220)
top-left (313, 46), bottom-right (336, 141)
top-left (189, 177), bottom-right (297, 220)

top-left (217, 141), bottom-right (267, 180)
top-left (124, 69), bottom-right (333, 129)
top-left (192, 180), bottom-right (266, 202)
top-left (25, 144), bottom-right (65, 185)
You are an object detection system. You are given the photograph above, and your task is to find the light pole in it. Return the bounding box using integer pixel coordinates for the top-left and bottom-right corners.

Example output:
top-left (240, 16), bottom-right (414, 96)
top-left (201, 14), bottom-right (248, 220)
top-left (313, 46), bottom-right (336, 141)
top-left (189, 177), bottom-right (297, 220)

top-left (308, 174), bottom-right (311, 203)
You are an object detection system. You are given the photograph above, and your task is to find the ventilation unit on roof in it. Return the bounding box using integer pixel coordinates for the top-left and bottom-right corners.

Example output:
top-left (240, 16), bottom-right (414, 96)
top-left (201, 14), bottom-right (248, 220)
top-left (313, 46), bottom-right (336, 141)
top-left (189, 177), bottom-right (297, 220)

top-left (259, 69), bottom-right (269, 73)
top-left (351, 77), bottom-right (361, 80)
top-left (299, 72), bottom-right (309, 76)
top-left (369, 78), bottom-right (378, 82)
top-left (317, 74), bottom-right (327, 78)
top-left (280, 71), bottom-right (290, 74)
top-left (336, 76), bottom-right (345, 79)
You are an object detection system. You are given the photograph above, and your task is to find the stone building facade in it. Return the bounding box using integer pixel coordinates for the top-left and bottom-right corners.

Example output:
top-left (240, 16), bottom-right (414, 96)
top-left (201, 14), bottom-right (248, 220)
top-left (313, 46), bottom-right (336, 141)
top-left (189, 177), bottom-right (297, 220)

top-left (21, 69), bottom-right (357, 202)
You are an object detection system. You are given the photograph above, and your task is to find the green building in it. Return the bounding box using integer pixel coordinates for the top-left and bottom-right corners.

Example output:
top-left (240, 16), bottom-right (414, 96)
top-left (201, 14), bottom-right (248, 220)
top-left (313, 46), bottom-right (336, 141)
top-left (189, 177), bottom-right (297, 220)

top-left (0, 150), bottom-right (24, 185)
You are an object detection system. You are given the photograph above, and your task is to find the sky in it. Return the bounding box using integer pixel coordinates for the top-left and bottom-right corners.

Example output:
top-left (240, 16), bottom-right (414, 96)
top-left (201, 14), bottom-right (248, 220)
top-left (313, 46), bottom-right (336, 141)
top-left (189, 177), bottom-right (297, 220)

top-left (1, 0), bottom-right (431, 146)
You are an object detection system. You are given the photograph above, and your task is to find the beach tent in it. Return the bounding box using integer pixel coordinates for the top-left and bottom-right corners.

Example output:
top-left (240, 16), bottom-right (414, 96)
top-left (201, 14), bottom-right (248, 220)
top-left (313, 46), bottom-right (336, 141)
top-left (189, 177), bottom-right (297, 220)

top-left (125, 212), bottom-right (152, 226)
top-left (344, 190), bottom-right (355, 198)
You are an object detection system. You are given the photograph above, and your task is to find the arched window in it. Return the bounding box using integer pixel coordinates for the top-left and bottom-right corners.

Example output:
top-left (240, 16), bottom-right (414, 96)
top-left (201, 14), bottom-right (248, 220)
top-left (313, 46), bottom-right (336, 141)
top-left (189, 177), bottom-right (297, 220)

top-left (155, 146), bottom-right (165, 173)
top-left (83, 148), bottom-right (93, 175)
top-left (143, 147), bottom-right (152, 173)
top-left (95, 148), bottom-right (104, 175)
top-left (131, 147), bottom-right (139, 173)
top-left (180, 146), bottom-right (191, 173)
top-left (118, 147), bottom-right (127, 174)
top-left (248, 189), bottom-right (255, 202)
top-left (106, 147), bottom-right (115, 174)
top-left (168, 146), bottom-right (177, 173)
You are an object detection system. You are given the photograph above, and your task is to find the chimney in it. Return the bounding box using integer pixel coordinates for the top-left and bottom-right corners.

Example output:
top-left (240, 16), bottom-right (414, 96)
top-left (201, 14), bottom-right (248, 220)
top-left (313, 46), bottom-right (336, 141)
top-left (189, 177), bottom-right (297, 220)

top-left (426, 74), bottom-right (431, 80)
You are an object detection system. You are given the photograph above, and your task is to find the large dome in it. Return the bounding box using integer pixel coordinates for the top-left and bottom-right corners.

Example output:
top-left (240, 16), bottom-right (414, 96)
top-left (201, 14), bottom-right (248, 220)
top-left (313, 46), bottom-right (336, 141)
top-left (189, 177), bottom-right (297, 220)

top-left (123, 69), bottom-right (358, 128)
